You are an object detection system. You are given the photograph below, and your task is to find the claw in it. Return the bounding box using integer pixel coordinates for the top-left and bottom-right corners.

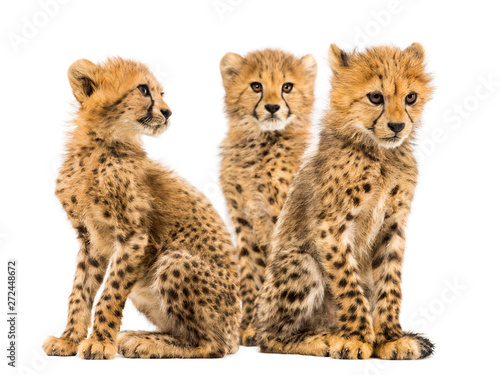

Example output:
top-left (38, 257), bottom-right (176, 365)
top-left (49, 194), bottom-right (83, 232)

top-left (341, 348), bottom-right (350, 359)
top-left (357, 349), bottom-right (363, 359)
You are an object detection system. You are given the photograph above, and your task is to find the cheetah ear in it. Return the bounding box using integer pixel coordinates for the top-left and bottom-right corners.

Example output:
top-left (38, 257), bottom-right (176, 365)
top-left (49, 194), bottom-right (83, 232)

top-left (220, 52), bottom-right (244, 89)
top-left (299, 54), bottom-right (317, 79)
top-left (404, 43), bottom-right (425, 62)
top-left (68, 59), bottom-right (99, 104)
top-left (329, 44), bottom-right (350, 72)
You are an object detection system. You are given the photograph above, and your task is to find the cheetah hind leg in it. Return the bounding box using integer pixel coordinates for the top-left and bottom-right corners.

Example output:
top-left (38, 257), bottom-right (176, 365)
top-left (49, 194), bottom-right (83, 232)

top-left (122, 251), bottom-right (239, 358)
top-left (117, 331), bottom-right (229, 358)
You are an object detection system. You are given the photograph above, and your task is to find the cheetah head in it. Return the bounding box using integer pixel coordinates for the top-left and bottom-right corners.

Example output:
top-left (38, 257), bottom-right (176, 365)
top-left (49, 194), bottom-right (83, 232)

top-left (220, 49), bottom-right (317, 132)
top-left (328, 43), bottom-right (433, 149)
top-left (68, 57), bottom-right (172, 137)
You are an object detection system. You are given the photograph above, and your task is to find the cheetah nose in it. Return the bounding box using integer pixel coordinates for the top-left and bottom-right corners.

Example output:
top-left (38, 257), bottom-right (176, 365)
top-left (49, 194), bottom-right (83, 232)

top-left (161, 109), bottom-right (172, 120)
top-left (265, 104), bottom-right (280, 114)
top-left (387, 122), bottom-right (405, 133)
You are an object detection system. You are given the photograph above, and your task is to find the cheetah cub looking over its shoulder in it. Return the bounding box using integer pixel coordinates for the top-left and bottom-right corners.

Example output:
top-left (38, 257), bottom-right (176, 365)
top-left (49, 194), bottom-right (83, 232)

top-left (219, 49), bottom-right (317, 345)
top-left (43, 58), bottom-right (240, 359)
top-left (256, 44), bottom-right (434, 359)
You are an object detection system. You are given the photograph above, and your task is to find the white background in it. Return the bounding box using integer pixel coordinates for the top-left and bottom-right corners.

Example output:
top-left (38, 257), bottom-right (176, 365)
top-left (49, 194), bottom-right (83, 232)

top-left (1, 0), bottom-right (499, 374)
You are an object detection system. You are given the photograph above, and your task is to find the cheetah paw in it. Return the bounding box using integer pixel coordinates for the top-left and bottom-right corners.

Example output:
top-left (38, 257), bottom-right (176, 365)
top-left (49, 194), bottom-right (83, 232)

top-left (328, 337), bottom-right (373, 359)
top-left (43, 336), bottom-right (79, 356)
top-left (374, 333), bottom-right (434, 360)
top-left (240, 326), bottom-right (257, 346)
top-left (117, 332), bottom-right (158, 358)
top-left (78, 337), bottom-right (116, 360)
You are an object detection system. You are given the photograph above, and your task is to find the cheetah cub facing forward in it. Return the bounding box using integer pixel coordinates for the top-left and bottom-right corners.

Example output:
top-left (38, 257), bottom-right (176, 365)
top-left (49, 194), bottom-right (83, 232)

top-left (219, 49), bottom-right (317, 345)
top-left (256, 44), bottom-right (434, 359)
top-left (43, 58), bottom-right (240, 359)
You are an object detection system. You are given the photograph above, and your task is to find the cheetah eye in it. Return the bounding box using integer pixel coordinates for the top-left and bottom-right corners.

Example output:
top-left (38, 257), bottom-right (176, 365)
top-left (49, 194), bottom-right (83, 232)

top-left (282, 83), bottom-right (294, 93)
top-left (160, 92), bottom-right (165, 97)
top-left (250, 82), bottom-right (262, 93)
top-left (367, 92), bottom-right (384, 105)
top-left (405, 93), bottom-right (418, 105)
top-left (137, 84), bottom-right (150, 96)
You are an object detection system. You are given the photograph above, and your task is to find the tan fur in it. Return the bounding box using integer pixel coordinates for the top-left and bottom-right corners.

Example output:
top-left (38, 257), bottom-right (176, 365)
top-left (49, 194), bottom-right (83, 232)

top-left (42, 58), bottom-right (240, 359)
top-left (256, 44), bottom-right (434, 360)
top-left (219, 49), bottom-right (316, 345)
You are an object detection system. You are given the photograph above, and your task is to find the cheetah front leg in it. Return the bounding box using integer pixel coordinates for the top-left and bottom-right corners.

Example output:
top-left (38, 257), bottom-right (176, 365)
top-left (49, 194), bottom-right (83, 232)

top-left (239, 202), bottom-right (281, 345)
top-left (43, 226), bottom-right (110, 356)
top-left (78, 231), bottom-right (148, 359)
top-left (371, 217), bottom-right (434, 359)
top-left (320, 238), bottom-right (375, 359)
top-left (234, 222), bottom-right (266, 346)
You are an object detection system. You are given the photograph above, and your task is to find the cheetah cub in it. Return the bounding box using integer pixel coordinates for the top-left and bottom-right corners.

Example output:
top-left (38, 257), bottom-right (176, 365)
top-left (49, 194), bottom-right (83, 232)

top-left (43, 58), bottom-right (240, 359)
top-left (219, 49), bottom-right (317, 345)
top-left (256, 44), bottom-right (434, 360)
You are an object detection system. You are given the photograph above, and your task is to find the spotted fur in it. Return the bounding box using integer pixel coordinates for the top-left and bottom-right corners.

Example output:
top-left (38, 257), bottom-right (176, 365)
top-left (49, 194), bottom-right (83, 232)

top-left (43, 58), bottom-right (240, 359)
top-left (256, 44), bottom-right (434, 360)
top-left (219, 49), bottom-right (316, 345)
